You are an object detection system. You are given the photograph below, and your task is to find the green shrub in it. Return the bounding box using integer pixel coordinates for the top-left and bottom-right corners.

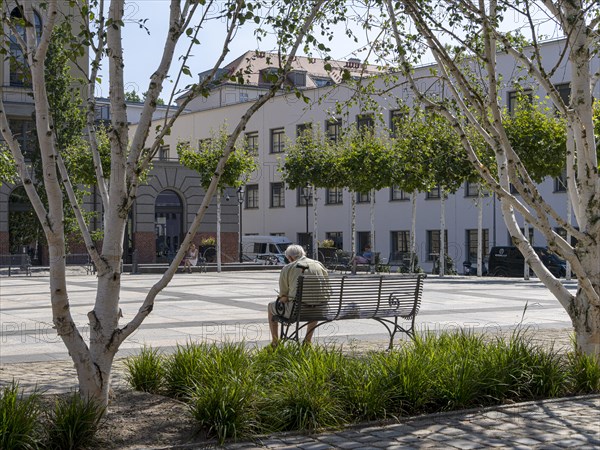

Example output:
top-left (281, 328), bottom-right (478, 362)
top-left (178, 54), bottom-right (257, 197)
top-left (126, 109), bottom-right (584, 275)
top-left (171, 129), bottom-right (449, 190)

top-left (567, 352), bottom-right (600, 394)
top-left (0, 382), bottom-right (41, 450)
top-left (44, 393), bottom-right (105, 450)
top-left (183, 342), bottom-right (259, 443)
top-left (164, 342), bottom-right (212, 397)
top-left (188, 375), bottom-right (258, 444)
top-left (127, 329), bottom-right (600, 443)
top-left (260, 344), bottom-right (344, 432)
top-left (124, 346), bottom-right (165, 393)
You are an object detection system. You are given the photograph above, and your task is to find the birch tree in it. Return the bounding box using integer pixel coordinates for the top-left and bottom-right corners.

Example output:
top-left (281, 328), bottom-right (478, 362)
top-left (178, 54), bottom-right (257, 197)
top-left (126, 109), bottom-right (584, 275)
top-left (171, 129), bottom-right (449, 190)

top-left (178, 125), bottom-right (258, 271)
top-left (337, 125), bottom-right (396, 269)
top-left (376, 0), bottom-right (600, 356)
top-left (280, 126), bottom-right (339, 257)
top-left (0, 0), bottom-right (337, 406)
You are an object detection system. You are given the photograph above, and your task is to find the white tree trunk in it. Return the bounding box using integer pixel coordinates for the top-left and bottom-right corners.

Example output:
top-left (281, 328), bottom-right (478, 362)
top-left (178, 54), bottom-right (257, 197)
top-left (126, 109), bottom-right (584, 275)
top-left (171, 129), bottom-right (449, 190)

top-left (566, 190), bottom-right (572, 280)
top-left (477, 193), bottom-right (483, 277)
top-left (370, 188), bottom-right (376, 273)
top-left (439, 189), bottom-right (445, 278)
top-left (410, 190), bottom-right (417, 272)
top-left (351, 192), bottom-right (357, 274)
top-left (523, 221), bottom-right (530, 280)
top-left (217, 194), bottom-right (222, 272)
top-left (313, 187), bottom-right (318, 260)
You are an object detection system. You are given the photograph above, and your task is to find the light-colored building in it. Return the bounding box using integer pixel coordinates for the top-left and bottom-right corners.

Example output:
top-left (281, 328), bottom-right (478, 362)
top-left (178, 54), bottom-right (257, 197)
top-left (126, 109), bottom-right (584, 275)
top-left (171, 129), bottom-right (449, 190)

top-left (152, 40), bottom-right (598, 272)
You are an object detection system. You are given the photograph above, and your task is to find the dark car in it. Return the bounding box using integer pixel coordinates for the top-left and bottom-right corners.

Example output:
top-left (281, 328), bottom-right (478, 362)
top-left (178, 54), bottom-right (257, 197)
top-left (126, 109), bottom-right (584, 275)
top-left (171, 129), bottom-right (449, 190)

top-left (488, 246), bottom-right (566, 277)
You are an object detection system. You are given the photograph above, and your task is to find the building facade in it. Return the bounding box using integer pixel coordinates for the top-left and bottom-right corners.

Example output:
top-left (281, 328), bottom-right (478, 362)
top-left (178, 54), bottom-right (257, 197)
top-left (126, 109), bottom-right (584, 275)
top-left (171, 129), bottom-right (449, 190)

top-left (151, 42), bottom-right (598, 272)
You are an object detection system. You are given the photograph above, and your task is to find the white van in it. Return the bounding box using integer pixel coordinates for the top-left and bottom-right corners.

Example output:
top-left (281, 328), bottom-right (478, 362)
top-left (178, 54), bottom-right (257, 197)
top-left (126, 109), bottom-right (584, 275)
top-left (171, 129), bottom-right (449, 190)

top-left (241, 235), bottom-right (293, 264)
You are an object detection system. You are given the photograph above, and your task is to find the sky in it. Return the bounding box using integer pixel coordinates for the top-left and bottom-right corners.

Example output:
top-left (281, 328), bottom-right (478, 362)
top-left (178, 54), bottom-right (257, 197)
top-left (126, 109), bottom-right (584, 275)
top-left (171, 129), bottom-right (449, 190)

top-left (97, 1), bottom-right (564, 100)
top-left (97, 1), bottom-right (369, 100)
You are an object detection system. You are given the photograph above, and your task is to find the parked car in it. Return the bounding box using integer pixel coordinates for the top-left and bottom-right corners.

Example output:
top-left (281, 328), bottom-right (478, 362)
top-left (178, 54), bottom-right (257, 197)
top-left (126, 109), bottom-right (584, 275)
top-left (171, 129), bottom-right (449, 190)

top-left (487, 246), bottom-right (566, 277)
top-left (241, 235), bottom-right (292, 262)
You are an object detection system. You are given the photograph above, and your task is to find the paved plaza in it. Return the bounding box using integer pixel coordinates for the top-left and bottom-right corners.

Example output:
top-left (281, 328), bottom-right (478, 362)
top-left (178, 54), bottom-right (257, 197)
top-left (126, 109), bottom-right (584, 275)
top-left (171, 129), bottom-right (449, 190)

top-left (0, 271), bottom-right (578, 363)
top-left (1, 271), bottom-right (599, 449)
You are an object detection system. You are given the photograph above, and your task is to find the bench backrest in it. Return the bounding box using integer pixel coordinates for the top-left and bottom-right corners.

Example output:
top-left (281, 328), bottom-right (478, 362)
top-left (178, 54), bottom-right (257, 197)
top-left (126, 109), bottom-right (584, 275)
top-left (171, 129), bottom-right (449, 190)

top-left (0, 254), bottom-right (31, 266)
top-left (293, 274), bottom-right (424, 321)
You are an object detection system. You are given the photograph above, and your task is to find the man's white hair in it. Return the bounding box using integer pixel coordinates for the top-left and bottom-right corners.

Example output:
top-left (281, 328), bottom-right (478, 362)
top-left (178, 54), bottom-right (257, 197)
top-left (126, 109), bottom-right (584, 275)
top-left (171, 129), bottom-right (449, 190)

top-left (285, 244), bottom-right (306, 260)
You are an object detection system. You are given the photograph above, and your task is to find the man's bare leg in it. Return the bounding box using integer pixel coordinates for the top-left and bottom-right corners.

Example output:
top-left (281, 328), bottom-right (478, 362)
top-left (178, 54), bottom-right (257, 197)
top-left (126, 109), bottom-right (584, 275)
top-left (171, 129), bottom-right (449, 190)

top-left (268, 306), bottom-right (279, 347)
top-left (304, 321), bottom-right (318, 344)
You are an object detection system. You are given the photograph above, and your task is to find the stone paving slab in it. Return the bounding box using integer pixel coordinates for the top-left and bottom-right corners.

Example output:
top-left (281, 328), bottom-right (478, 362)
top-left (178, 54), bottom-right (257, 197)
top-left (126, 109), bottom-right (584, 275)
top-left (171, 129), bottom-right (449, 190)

top-left (239, 396), bottom-right (600, 450)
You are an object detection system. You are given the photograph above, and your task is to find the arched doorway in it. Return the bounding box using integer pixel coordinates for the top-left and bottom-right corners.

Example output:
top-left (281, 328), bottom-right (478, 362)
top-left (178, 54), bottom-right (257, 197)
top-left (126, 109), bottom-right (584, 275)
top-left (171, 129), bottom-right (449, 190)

top-left (155, 190), bottom-right (183, 263)
top-left (9, 186), bottom-right (42, 264)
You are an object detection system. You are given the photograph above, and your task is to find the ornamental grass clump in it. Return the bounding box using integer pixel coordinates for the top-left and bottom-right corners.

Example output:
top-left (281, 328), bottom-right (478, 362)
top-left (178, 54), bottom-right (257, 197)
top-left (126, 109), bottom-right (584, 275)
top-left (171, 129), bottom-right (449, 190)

top-left (0, 382), bottom-right (41, 450)
top-left (124, 346), bottom-right (165, 394)
top-left (43, 393), bottom-right (105, 450)
top-left (336, 352), bottom-right (400, 421)
top-left (567, 351), bottom-right (600, 394)
top-left (123, 329), bottom-right (600, 444)
top-left (164, 342), bottom-right (212, 397)
top-left (259, 344), bottom-right (345, 432)
top-left (186, 342), bottom-right (258, 444)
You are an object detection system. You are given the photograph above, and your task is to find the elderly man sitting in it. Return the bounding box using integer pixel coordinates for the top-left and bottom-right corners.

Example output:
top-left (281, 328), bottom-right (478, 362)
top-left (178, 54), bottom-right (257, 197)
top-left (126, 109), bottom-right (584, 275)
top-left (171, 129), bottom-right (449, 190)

top-left (267, 244), bottom-right (329, 347)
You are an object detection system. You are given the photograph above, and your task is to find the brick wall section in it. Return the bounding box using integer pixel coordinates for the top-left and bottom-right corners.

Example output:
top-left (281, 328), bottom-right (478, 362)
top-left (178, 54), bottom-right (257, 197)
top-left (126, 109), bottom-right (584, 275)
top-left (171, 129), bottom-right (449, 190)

top-left (133, 232), bottom-right (237, 264)
top-left (134, 232), bottom-right (156, 264)
top-left (220, 232), bottom-right (238, 262)
top-left (0, 232), bottom-right (9, 254)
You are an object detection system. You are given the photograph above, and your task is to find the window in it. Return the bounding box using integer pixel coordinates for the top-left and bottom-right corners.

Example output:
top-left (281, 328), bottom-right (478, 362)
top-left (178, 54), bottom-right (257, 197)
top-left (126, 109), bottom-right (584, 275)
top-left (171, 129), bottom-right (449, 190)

top-left (9, 7), bottom-right (42, 87)
top-left (465, 181), bottom-right (486, 197)
top-left (390, 186), bottom-right (408, 201)
top-left (245, 184), bottom-right (259, 209)
top-left (297, 232), bottom-right (312, 251)
top-left (245, 132), bottom-right (259, 155)
top-left (507, 89), bottom-right (533, 114)
top-left (296, 123), bottom-right (313, 137)
top-left (426, 185), bottom-right (441, 199)
top-left (554, 170), bottom-right (567, 192)
top-left (270, 182), bottom-right (285, 208)
top-left (357, 191), bottom-right (371, 203)
top-left (357, 231), bottom-right (372, 255)
top-left (326, 188), bottom-right (343, 205)
top-left (555, 83), bottom-right (571, 106)
top-left (325, 118), bottom-right (341, 142)
top-left (325, 232), bottom-right (343, 249)
top-left (259, 67), bottom-right (279, 86)
top-left (357, 114), bottom-right (374, 131)
top-left (555, 227), bottom-right (579, 246)
top-left (158, 145), bottom-right (169, 161)
top-left (426, 230), bottom-right (448, 261)
top-left (297, 187), bottom-right (313, 206)
top-left (391, 230), bottom-right (410, 254)
top-left (465, 229), bottom-right (489, 262)
top-left (270, 128), bottom-right (285, 153)
top-left (288, 70), bottom-right (307, 87)
top-left (390, 109), bottom-right (404, 137)
top-left (313, 77), bottom-right (333, 88)
top-left (7, 119), bottom-right (36, 160)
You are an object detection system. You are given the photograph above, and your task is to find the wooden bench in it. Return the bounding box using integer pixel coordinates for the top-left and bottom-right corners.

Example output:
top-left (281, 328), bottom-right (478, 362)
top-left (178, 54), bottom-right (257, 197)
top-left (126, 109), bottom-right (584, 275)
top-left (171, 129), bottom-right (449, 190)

top-left (273, 274), bottom-right (425, 349)
top-left (0, 254), bottom-right (32, 276)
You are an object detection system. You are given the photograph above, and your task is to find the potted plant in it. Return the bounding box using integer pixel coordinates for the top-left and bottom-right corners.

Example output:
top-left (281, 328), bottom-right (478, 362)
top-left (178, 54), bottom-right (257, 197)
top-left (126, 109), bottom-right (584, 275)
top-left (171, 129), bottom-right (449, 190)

top-left (317, 239), bottom-right (337, 264)
top-left (199, 236), bottom-right (217, 262)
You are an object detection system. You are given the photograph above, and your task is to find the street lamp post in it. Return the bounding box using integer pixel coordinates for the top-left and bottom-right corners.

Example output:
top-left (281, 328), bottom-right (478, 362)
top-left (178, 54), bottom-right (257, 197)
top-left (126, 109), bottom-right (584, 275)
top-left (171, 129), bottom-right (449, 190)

top-left (301, 184), bottom-right (312, 254)
top-left (237, 186), bottom-right (245, 263)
